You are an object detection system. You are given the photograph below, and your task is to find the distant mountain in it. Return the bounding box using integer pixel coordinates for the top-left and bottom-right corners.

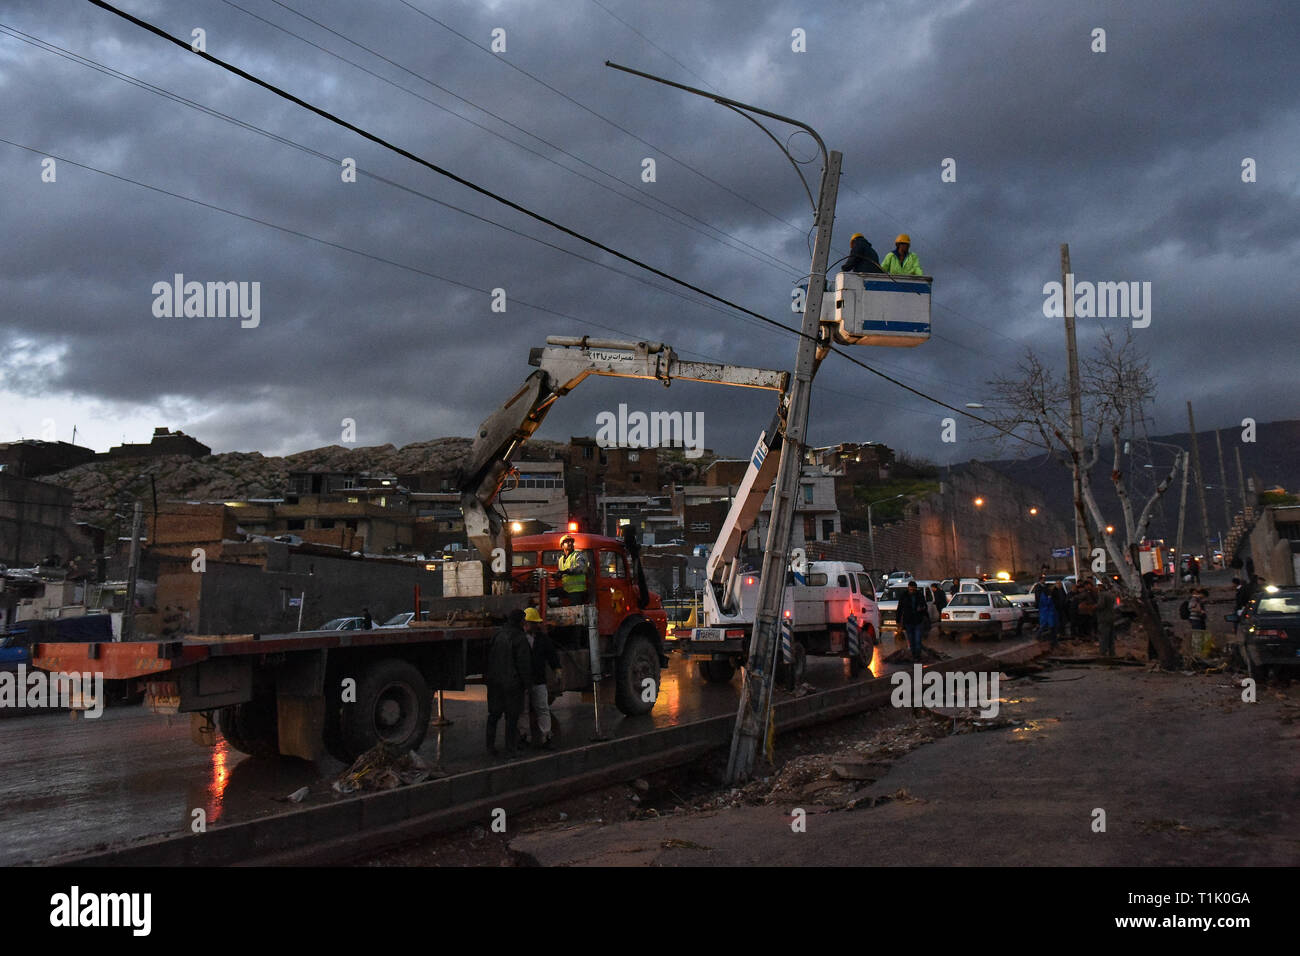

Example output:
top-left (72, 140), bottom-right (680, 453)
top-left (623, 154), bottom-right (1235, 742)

top-left (979, 419), bottom-right (1299, 542)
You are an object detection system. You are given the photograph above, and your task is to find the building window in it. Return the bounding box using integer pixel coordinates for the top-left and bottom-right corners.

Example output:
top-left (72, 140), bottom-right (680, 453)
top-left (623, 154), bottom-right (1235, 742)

top-left (822, 518), bottom-right (834, 540)
top-left (803, 485), bottom-right (814, 504)
top-left (321, 519), bottom-right (336, 529)
top-left (631, 473), bottom-right (641, 484)
top-left (583, 446), bottom-right (594, 459)
top-left (690, 522), bottom-right (711, 533)
top-left (287, 519), bottom-right (305, 531)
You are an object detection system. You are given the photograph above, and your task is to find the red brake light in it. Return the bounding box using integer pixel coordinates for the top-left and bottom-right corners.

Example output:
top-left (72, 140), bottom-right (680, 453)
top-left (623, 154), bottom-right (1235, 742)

top-left (941, 612), bottom-right (950, 620)
top-left (1255, 629), bottom-right (1287, 639)
top-left (979, 612), bottom-right (991, 620)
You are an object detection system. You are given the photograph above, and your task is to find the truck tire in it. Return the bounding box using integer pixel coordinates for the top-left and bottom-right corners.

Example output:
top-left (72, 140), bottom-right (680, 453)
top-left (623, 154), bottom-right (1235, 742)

top-left (217, 696), bottom-right (279, 758)
top-left (849, 626), bottom-right (875, 676)
top-left (697, 659), bottom-right (736, 683)
top-left (614, 632), bottom-right (660, 716)
top-left (338, 658), bottom-right (432, 760)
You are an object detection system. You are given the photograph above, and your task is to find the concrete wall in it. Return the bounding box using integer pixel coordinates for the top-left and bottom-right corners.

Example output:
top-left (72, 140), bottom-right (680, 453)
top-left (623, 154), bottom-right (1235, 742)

top-left (0, 475), bottom-right (97, 567)
top-left (818, 463), bottom-right (1072, 580)
top-left (1247, 505), bottom-right (1300, 586)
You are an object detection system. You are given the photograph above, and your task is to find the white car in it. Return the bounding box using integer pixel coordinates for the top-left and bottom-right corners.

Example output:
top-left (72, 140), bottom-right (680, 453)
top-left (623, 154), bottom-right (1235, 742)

top-left (375, 611), bottom-right (430, 628)
top-left (940, 592), bottom-right (1024, 639)
top-left (980, 581), bottom-right (1039, 622)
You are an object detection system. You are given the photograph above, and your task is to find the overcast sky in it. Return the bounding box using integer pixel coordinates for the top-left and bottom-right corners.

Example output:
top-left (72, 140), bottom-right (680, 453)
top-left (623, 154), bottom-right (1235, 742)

top-left (3, 0), bottom-right (1296, 467)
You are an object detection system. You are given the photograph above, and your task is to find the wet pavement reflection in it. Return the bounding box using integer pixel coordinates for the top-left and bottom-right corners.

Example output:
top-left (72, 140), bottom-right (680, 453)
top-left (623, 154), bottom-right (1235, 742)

top-left (0, 629), bottom-right (1029, 863)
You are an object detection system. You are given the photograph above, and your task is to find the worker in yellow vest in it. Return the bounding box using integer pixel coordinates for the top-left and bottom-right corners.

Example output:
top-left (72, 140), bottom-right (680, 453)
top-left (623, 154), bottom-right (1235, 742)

top-left (554, 535), bottom-right (590, 604)
top-left (882, 234), bottom-right (924, 275)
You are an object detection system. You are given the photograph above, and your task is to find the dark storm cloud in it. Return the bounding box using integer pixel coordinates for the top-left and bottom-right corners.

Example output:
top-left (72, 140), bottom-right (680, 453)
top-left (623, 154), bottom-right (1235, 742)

top-left (2, 0), bottom-right (1296, 462)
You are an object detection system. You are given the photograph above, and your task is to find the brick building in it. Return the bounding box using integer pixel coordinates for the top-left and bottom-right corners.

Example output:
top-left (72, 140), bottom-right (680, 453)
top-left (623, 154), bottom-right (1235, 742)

top-left (0, 439), bottom-right (96, 478)
top-left (104, 427), bottom-right (210, 461)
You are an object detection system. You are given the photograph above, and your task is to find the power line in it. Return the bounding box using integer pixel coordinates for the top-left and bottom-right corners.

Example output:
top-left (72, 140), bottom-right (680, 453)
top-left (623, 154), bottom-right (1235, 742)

top-left (221, 0), bottom-right (801, 277)
top-left (0, 24), bottom-right (799, 344)
top-left (390, 0), bottom-right (807, 236)
top-left (80, 1), bottom-right (1046, 449)
top-left (587, 0), bottom-right (720, 93)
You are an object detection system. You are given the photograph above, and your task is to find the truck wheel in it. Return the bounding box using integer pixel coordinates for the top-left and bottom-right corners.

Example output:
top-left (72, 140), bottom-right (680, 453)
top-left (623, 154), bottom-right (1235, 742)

top-left (697, 659), bottom-right (736, 683)
top-left (338, 658), bottom-right (432, 760)
top-left (614, 633), bottom-right (660, 716)
top-left (217, 696), bottom-right (278, 758)
top-left (849, 626), bottom-right (875, 676)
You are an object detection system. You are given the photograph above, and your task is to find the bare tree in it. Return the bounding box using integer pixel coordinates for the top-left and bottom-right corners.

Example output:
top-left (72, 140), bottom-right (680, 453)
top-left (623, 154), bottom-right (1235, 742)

top-left (983, 329), bottom-right (1180, 664)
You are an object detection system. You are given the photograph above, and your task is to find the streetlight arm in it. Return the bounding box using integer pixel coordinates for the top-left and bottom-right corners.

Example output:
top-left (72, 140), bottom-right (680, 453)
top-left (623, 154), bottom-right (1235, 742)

top-left (605, 61), bottom-right (829, 171)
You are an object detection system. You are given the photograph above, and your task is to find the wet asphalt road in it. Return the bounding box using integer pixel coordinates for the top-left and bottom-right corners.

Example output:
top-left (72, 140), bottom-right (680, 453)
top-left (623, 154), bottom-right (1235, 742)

top-left (0, 628), bottom-right (1034, 864)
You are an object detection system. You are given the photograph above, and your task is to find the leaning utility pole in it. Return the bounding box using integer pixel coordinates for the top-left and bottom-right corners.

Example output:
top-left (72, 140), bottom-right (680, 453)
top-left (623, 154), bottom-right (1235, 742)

top-left (121, 501), bottom-right (143, 643)
top-left (1214, 428), bottom-right (1232, 532)
top-left (728, 149), bottom-right (841, 784)
top-left (1174, 450), bottom-right (1189, 584)
top-left (1060, 244), bottom-right (1086, 580)
top-left (1186, 402), bottom-right (1212, 566)
top-left (1235, 446), bottom-right (1250, 519)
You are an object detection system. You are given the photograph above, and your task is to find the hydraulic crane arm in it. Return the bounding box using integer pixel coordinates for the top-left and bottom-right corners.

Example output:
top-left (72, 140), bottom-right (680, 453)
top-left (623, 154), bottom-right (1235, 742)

top-left (457, 337), bottom-right (788, 584)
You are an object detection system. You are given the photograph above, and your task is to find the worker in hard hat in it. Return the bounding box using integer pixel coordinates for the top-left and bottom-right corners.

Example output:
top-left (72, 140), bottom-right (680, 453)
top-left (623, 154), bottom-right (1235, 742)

top-left (518, 606), bottom-right (561, 749)
top-left (840, 232), bottom-right (883, 273)
top-left (553, 535), bottom-right (590, 605)
top-left (882, 234), bottom-right (924, 275)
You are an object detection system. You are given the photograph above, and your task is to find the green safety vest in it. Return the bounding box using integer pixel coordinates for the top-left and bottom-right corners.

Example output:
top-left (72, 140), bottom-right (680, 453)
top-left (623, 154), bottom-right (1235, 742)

top-left (882, 251), bottom-right (923, 275)
top-left (558, 551), bottom-right (588, 592)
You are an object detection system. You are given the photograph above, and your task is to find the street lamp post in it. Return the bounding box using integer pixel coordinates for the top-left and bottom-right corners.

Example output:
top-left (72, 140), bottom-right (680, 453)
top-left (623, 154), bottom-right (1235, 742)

top-left (867, 494), bottom-right (904, 573)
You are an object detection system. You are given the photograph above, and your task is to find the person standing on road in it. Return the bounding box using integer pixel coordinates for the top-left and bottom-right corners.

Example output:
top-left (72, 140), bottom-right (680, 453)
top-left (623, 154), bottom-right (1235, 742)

top-left (1077, 581), bottom-right (1098, 640)
top-left (486, 608), bottom-right (532, 756)
top-left (1051, 582), bottom-right (1069, 639)
top-left (518, 607), bottom-right (561, 750)
top-left (929, 582), bottom-right (948, 617)
top-left (899, 580), bottom-right (929, 661)
top-left (1188, 555), bottom-right (1201, 586)
top-left (1036, 579), bottom-right (1059, 645)
top-left (1095, 583), bottom-right (1117, 656)
top-left (362, 607), bottom-right (373, 630)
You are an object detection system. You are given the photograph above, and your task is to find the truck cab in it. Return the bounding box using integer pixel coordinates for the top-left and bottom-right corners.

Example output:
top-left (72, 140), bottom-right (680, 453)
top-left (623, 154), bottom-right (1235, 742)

top-left (509, 531), bottom-right (668, 715)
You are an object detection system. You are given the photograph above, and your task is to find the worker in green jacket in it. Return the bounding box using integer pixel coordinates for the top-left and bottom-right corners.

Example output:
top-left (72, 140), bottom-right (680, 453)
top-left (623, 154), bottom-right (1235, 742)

top-left (881, 234), bottom-right (924, 275)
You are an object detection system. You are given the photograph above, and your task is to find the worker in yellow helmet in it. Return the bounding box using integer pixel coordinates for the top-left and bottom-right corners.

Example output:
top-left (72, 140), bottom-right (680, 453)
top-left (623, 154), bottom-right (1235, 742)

top-left (882, 234), bottom-right (924, 275)
top-left (553, 535), bottom-right (590, 605)
top-left (841, 232), bottom-right (883, 273)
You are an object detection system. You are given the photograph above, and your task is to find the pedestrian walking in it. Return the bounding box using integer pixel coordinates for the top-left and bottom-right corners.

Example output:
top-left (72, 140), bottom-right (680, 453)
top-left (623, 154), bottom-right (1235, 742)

top-left (898, 580), bottom-right (929, 660)
top-left (485, 608), bottom-right (532, 756)
top-left (517, 607), bottom-right (561, 750)
top-left (929, 582), bottom-right (947, 616)
top-left (1095, 584), bottom-right (1117, 656)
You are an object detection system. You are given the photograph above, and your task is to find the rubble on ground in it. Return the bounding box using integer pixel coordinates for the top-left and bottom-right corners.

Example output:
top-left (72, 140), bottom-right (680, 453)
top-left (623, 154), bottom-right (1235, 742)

top-left (331, 743), bottom-right (442, 794)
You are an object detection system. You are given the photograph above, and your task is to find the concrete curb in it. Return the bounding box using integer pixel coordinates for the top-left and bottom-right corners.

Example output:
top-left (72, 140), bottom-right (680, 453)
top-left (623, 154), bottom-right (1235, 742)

top-left (52, 641), bottom-right (1047, 866)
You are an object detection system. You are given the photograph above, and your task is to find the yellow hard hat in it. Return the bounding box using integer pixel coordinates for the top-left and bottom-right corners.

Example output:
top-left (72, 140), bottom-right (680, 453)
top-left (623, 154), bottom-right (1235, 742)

top-left (895, 234), bottom-right (911, 244)
top-left (524, 607), bottom-right (543, 623)
top-left (850, 233), bottom-right (864, 242)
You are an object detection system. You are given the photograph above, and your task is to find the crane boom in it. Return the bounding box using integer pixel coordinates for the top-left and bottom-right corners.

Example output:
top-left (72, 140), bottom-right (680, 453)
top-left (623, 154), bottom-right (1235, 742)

top-left (457, 337), bottom-right (788, 584)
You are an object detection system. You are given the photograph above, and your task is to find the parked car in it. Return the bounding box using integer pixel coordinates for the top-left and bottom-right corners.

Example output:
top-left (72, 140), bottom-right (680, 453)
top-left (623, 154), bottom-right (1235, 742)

top-left (1226, 586), bottom-right (1300, 676)
top-left (981, 580), bottom-right (1039, 622)
top-left (318, 616), bottom-right (367, 631)
top-left (940, 591), bottom-right (1024, 639)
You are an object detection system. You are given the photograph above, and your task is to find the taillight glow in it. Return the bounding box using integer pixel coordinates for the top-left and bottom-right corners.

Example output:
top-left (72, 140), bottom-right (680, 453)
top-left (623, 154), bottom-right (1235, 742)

top-left (979, 612), bottom-right (991, 620)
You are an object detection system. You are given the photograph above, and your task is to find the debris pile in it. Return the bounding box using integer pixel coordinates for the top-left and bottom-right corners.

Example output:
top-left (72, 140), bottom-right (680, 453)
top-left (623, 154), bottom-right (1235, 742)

top-left (331, 743), bottom-right (441, 794)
